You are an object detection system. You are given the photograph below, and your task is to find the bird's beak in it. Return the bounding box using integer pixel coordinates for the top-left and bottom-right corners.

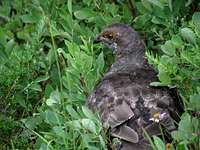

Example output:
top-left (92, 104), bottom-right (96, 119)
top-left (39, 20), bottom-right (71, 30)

top-left (93, 36), bottom-right (101, 44)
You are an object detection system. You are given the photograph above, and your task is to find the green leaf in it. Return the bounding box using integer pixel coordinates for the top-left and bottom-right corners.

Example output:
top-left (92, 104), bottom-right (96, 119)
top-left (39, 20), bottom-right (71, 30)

top-left (0, 28), bottom-right (7, 45)
top-left (80, 52), bottom-right (93, 74)
top-left (81, 118), bottom-right (97, 134)
top-left (147, 0), bottom-right (164, 9)
top-left (65, 40), bottom-right (80, 57)
top-left (29, 83), bottom-right (42, 92)
top-left (53, 126), bottom-right (65, 137)
top-left (136, 2), bottom-right (151, 14)
top-left (158, 71), bottom-right (171, 85)
top-left (192, 12), bottom-right (200, 32)
top-left (15, 94), bottom-right (26, 108)
top-left (176, 144), bottom-right (189, 150)
top-left (21, 116), bottom-right (42, 130)
top-left (67, 120), bottom-right (81, 130)
top-left (134, 14), bottom-right (151, 29)
top-left (99, 135), bottom-right (106, 149)
top-left (5, 39), bottom-right (15, 54)
top-left (35, 75), bottom-right (50, 83)
top-left (150, 81), bottom-right (166, 87)
top-left (66, 105), bottom-right (80, 119)
top-left (74, 9), bottom-right (96, 20)
top-left (141, 0), bottom-right (152, 12)
top-left (168, 0), bottom-right (172, 11)
top-left (82, 106), bottom-right (96, 119)
top-left (161, 40), bottom-right (176, 56)
top-left (46, 90), bottom-right (60, 106)
top-left (21, 14), bottom-right (41, 23)
top-left (44, 84), bottom-right (54, 98)
top-left (67, 0), bottom-right (72, 16)
top-left (153, 136), bottom-right (166, 150)
top-left (189, 94), bottom-right (200, 111)
top-left (180, 28), bottom-right (196, 44)
top-left (41, 109), bottom-right (63, 125)
top-left (0, 44), bottom-right (9, 62)
top-left (171, 35), bottom-right (183, 49)
top-left (172, 113), bottom-right (193, 141)
top-left (151, 17), bottom-right (166, 26)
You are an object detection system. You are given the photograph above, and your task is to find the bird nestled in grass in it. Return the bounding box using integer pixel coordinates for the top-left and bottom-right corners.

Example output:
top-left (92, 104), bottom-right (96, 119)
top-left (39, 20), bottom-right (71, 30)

top-left (86, 23), bottom-right (182, 150)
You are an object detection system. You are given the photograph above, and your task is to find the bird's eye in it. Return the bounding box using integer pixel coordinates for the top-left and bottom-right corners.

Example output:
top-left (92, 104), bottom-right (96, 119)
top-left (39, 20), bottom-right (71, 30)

top-left (107, 34), bottom-right (113, 39)
top-left (102, 32), bottom-right (114, 39)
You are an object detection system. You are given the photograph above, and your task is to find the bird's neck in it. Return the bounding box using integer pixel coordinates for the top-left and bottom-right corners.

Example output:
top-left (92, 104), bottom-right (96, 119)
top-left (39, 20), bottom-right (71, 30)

top-left (109, 50), bottom-right (147, 74)
top-left (115, 39), bottom-right (146, 61)
top-left (117, 44), bottom-right (146, 64)
top-left (116, 48), bottom-right (145, 61)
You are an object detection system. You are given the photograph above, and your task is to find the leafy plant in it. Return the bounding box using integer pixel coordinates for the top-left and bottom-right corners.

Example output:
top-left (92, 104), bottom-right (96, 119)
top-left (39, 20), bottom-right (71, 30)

top-left (0, 0), bottom-right (200, 149)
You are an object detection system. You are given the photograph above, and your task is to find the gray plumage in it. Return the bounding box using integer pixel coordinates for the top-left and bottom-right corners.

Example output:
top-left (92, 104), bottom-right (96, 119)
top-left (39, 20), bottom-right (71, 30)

top-left (86, 24), bottom-right (180, 150)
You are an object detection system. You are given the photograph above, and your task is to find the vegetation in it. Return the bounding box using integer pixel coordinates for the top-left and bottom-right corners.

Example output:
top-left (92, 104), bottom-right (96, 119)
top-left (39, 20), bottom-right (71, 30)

top-left (0, 0), bottom-right (199, 149)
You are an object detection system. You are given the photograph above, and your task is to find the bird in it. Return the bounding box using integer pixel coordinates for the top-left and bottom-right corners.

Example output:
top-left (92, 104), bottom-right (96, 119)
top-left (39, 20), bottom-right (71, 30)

top-left (86, 23), bottom-right (182, 150)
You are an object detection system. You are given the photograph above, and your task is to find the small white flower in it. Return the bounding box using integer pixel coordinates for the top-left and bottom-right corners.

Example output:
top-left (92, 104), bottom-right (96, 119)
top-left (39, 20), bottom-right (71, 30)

top-left (149, 112), bottom-right (167, 123)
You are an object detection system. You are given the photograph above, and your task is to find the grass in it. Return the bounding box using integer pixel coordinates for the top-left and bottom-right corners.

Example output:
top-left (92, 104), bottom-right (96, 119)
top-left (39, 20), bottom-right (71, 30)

top-left (0, 0), bottom-right (199, 149)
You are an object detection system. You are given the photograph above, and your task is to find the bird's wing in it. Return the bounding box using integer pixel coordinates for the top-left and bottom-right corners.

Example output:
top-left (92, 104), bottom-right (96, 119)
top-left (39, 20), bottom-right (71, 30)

top-left (86, 74), bottom-right (178, 146)
top-left (87, 75), bottom-right (140, 143)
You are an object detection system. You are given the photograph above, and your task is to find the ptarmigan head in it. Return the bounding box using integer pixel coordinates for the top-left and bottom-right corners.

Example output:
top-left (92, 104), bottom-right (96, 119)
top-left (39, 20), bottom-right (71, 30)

top-left (94, 23), bottom-right (145, 57)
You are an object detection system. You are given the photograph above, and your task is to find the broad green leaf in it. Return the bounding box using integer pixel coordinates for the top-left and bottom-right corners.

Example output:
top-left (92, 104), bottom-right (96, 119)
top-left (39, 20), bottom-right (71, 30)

top-left (147, 0), bottom-right (164, 9)
top-left (67, 120), bottom-right (81, 129)
top-left (141, 0), bottom-right (152, 12)
top-left (74, 9), bottom-right (96, 20)
top-left (0, 3), bottom-right (10, 19)
top-left (176, 144), bottom-right (189, 150)
top-left (134, 14), bottom-right (151, 29)
top-left (180, 28), bottom-right (196, 44)
top-left (82, 106), bottom-right (96, 120)
top-left (192, 12), bottom-right (200, 31)
top-left (82, 134), bottom-right (92, 148)
top-left (39, 143), bottom-right (49, 150)
top-left (81, 118), bottom-right (97, 134)
top-left (189, 94), bottom-right (200, 111)
top-left (65, 40), bottom-right (80, 57)
top-left (85, 70), bottom-right (96, 92)
top-left (48, 48), bottom-right (56, 65)
top-left (153, 136), bottom-right (166, 150)
top-left (29, 83), bottom-right (42, 92)
top-left (46, 90), bottom-right (60, 106)
top-left (44, 84), bottom-right (54, 98)
top-left (15, 94), bottom-right (26, 108)
top-left (171, 35), bottom-right (183, 49)
top-left (21, 116), bottom-right (42, 130)
top-left (152, 5), bottom-right (168, 19)
top-left (161, 40), bottom-right (176, 56)
top-left (16, 30), bottom-right (30, 41)
top-left (135, 2), bottom-right (151, 14)
top-left (151, 17), bottom-right (168, 26)
top-left (172, 113), bottom-right (193, 141)
top-left (41, 109), bottom-right (63, 125)
top-left (21, 14), bottom-right (41, 23)
top-left (53, 126), bottom-right (65, 137)
top-left (158, 71), bottom-right (171, 85)
top-left (80, 52), bottom-right (93, 74)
